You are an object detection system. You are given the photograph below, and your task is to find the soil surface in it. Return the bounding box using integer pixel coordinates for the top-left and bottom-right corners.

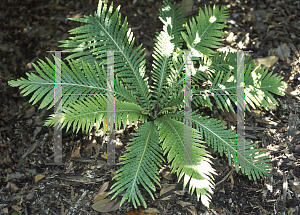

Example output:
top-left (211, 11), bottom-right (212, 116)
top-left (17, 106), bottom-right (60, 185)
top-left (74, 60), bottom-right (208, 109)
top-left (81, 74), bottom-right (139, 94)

top-left (1, 0), bottom-right (300, 214)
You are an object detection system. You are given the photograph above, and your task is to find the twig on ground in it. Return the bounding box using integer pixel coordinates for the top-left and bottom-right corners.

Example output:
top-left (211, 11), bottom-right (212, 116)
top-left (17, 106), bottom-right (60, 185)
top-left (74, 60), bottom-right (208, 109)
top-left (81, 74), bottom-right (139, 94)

top-left (215, 168), bottom-right (235, 187)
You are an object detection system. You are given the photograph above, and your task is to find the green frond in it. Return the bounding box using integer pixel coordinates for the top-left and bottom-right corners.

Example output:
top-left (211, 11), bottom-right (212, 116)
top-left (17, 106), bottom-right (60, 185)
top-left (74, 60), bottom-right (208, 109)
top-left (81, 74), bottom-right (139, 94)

top-left (8, 57), bottom-right (57, 110)
top-left (159, 0), bottom-right (186, 49)
top-left (191, 52), bottom-right (238, 112)
top-left (45, 95), bottom-right (147, 134)
top-left (182, 5), bottom-right (228, 58)
top-left (168, 51), bottom-right (186, 86)
top-left (154, 116), bottom-right (216, 207)
top-left (168, 111), bottom-right (273, 180)
top-left (59, 1), bottom-right (151, 110)
top-left (150, 0), bottom-right (186, 111)
top-left (109, 121), bottom-right (164, 208)
top-left (159, 51), bottom-right (186, 108)
top-left (195, 51), bottom-right (244, 78)
top-left (244, 65), bottom-right (286, 111)
top-left (192, 52), bottom-right (286, 112)
top-left (8, 58), bottom-right (139, 110)
top-left (192, 69), bottom-right (237, 113)
top-left (165, 91), bottom-right (185, 111)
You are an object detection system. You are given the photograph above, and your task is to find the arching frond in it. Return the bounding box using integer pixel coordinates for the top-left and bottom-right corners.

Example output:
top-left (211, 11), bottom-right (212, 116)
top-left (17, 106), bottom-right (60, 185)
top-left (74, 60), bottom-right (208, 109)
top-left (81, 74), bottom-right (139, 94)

top-left (154, 116), bottom-right (216, 207)
top-left (8, 58), bottom-right (139, 110)
top-left (192, 52), bottom-right (286, 113)
top-left (109, 121), bottom-right (164, 208)
top-left (168, 111), bottom-right (272, 180)
top-left (59, 1), bottom-right (151, 110)
top-left (45, 95), bottom-right (147, 134)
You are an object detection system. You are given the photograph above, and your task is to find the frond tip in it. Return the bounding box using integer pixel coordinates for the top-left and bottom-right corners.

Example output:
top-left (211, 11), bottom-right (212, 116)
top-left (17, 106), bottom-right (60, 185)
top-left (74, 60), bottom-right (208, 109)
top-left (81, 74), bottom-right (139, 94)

top-left (182, 5), bottom-right (229, 58)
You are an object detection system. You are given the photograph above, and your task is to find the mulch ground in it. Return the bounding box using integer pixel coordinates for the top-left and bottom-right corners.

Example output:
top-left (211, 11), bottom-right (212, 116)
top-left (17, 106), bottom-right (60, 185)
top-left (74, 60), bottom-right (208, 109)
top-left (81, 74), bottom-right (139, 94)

top-left (1, 0), bottom-right (300, 214)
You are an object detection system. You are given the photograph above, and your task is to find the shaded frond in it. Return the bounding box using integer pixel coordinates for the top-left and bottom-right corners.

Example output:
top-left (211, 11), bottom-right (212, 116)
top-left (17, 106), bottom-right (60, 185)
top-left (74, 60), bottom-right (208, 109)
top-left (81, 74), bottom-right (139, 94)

top-left (109, 121), bottom-right (164, 208)
top-left (192, 52), bottom-right (286, 112)
top-left (45, 95), bottom-right (147, 134)
top-left (159, 51), bottom-right (186, 109)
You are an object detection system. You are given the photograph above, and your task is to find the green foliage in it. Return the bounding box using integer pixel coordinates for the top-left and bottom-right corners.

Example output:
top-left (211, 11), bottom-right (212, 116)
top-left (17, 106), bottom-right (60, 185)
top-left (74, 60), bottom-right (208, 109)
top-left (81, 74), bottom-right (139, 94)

top-left (8, 0), bottom-right (286, 209)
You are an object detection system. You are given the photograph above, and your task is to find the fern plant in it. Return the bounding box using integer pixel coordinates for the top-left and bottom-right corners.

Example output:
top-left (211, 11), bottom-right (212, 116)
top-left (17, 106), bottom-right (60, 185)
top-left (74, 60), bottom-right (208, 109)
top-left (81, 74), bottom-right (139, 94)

top-left (8, 0), bottom-right (286, 209)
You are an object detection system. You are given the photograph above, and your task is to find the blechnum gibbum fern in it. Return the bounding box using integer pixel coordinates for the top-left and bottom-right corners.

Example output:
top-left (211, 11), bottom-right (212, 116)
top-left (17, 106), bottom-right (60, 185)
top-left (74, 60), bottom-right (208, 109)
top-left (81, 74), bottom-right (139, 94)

top-left (8, 0), bottom-right (286, 209)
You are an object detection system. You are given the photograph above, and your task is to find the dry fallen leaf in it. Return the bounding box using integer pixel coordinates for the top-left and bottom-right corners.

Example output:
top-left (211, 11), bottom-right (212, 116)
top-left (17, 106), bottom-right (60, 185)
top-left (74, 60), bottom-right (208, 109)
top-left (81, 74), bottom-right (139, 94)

top-left (101, 152), bottom-right (107, 159)
top-left (71, 146), bottom-right (81, 159)
top-left (143, 208), bottom-right (160, 214)
top-left (26, 192), bottom-right (34, 200)
top-left (92, 199), bottom-right (120, 212)
top-left (223, 109), bottom-right (236, 122)
top-left (272, 43), bottom-right (291, 63)
top-left (162, 170), bottom-right (173, 181)
top-left (65, 162), bottom-right (74, 174)
top-left (71, 187), bottom-right (75, 202)
top-left (93, 181), bottom-right (110, 203)
top-left (93, 192), bottom-right (109, 203)
top-left (177, 200), bottom-right (192, 207)
top-left (6, 182), bottom-right (19, 193)
top-left (286, 84), bottom-right (300, 96)
top-left (253, 56), bottom-right (278, 67)
top-left (125, 208), bottom-right (159, 215)
top-left (244, 10), bottom-right (256, 22)
top-left (180, 0), bottom-right (193, 16)
top-left (98, 181), bottom-right (109, 193)
top-left (229, 173), bottom-right (234, 189)
top-left (34, 174), bottom-right (45, 183)
top-left (24, 106), bottom-right (36, 118)
top-left (219, 188), bottom-right (225, 194)
top-left (187, 206), bottom-right (197, 215)
top-left (160, 184), bottom-right (177, 200)
top-left (11, 204), bottom-right (22, 212)
top-left (174, 189), bottom-right (187, 195)
top-left (125, 208), bottom-right (144, 215)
